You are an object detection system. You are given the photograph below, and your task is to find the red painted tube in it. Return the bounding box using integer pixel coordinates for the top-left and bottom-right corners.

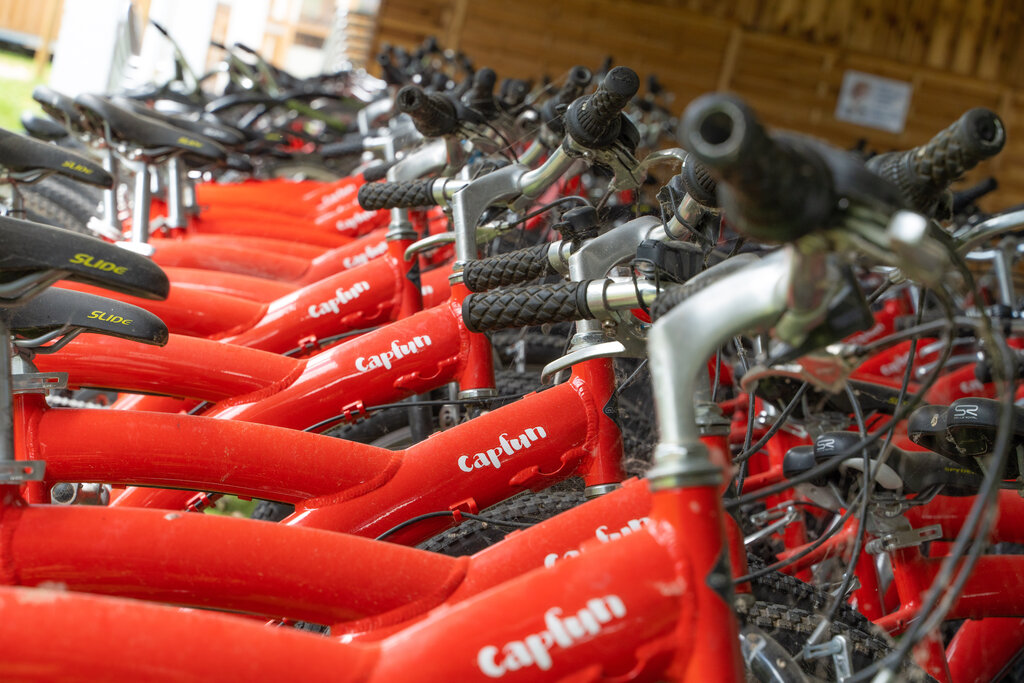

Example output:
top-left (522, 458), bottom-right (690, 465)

top-left (0, 585), bottom-right (380, 681)
top-left (947, 617), bottom-right (1024, 683)
top-left (58, 281), bottom-right (267, 338)
top-left (149, 239), bottom-right (315, 282)
top-left (160, 266), bottom-right (296, 302)
top-left (285, 373), bottom-right (603, 541)
top-left (0, 504), bottom-right (466, 625)
top-left (204, 300), bottom-right (468, 428)
top-left (33, 334), bottom-right (301, 402)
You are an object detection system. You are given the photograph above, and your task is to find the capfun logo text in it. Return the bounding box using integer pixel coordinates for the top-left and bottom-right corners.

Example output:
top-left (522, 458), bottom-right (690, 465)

top-left (355, 335), bottom-right (432, 372)
top-left (341, 241), bottom-right (388, 269)
top-left (458, 427), bottom-right (547, 472)
top-left (336, 209), bottom-right (379, 232)
top-left (307, 281), bottom-right (370, 318)
top-left (477, 595), bottom-right (627, 677)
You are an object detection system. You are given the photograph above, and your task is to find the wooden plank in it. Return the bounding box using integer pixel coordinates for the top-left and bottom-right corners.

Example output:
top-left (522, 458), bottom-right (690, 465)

top-left (950, 0), bottom-right (986, 75)
top-left (924, 0), bottom-right (961, 70)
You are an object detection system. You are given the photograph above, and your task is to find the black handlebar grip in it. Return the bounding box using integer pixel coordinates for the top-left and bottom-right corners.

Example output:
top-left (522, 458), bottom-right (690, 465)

top-left (362, 160), bottom-right (396, 183)
top-left (320, 136), bottom-right (365, 159)
top-left (463, 281), bottom-right (593, 332)
top-left (542, 66), bottom-right (593, 136)
top-left (376, 53), bottom-right (406, 86)
top-left (357, 179), bottom-right (437, 210)
top-left (867, 109), bottom-right (1005, 217)
top-left (952, 176), bottom-right (998, 214)
top-left (679, 154), bottom-right (718, 208)
top-left (563, 66), bottom-right (639, 148)
top-left (557, 66), bottom-right (593, 107)
top-left (462, 244), bottom-right (556, 292)
top-left (396, 85), bottom-right (458, 137)
top-left (465, 67), bottom-right (497, 116)
top-left (681, 93), bottom-right (835, 243)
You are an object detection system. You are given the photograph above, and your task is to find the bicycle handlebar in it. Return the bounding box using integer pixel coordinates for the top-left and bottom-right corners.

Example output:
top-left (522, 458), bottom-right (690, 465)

top-left (357, 179), bottom-right (438, 210)
top-left (678, 154), bottom-right (718, 208)
top-left (395, 86), bottom-right (458, 137)
top-left (462, 243), bottom-right (557, 292)
top-left (462, 281), bottom-right (593, 331)
top-left (867, 108), bottom-right (1005, 217)
top-left (681, 93), bottom-right (836, 243)
top-left (564, 66), bottom-right (639, 147)
top-left (542, 66), bottom-right (593, 136)
top-left (320, 136), bottom-right (365, 159)
top-left (465, 67), bottom-right (497, 116)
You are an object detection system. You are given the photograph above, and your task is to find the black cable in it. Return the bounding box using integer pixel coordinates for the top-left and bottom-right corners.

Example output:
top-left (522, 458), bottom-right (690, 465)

top-left (817, 382), bottom-right (872, 626)
top-left (374, 509), bottom-right (533, 541)
top-left (865, 278), bottom-right (893, 305)
top-left (614, 359), bottom-right (648, 395)
top-left (711, 348), bottom-right (722, 403)
top-left (503, 195), bottom-right (592, 230)
top-left (725, 314), bottom-right (956, 512)
top-left (735, 387), bottom-right (757, 495)
top-left (302, 390), bottom-right (539, 432)
top-left (733, 490), bottom-right (864, 585)
top-left (849, 276), bottom-right (1013, 681)
top-left (733, 382), bottom-right (811, 465)
top-left (852, 318), bottom-right (951, 355)
top-left (282, 327), bottom-right (380, 357)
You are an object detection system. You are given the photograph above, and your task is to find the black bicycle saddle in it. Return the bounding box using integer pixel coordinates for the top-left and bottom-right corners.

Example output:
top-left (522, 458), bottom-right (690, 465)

top-left (19, 113), bottom-right (68, 142)
top-left (0, 127), bottom-right (112, 187)
top-left (0, 215), bottom-right (169, 301)
top-left (74, 94), bottom-right (226, 163)
top-left (112, 97), bottom-right (247, 148)
top-left (3, 288), bottom-right (168, 346)
top-left (32, 86), bottom-right (82, 128)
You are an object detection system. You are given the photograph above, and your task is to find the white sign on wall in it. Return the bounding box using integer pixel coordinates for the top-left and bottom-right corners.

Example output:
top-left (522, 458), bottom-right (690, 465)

top-left (835, 70), bottom-right (913, 134)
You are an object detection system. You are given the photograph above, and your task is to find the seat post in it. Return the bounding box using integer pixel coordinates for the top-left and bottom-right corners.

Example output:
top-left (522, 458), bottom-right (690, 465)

top-left (131, 163), bottom-right (152, 244)
top-left (0, 316), bottom-right (13, 464)
top-left (165, 156), bottom-right (187, 229)
top-left (101, 148), bottom-right (122, 235)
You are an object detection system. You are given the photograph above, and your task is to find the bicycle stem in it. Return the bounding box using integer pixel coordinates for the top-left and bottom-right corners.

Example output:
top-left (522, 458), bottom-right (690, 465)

top-left (646, 249), bottom-right (793, 490)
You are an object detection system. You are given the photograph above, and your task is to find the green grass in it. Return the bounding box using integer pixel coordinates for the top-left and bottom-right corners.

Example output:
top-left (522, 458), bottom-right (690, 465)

top-left (0, 50), bottom-right (48, 132)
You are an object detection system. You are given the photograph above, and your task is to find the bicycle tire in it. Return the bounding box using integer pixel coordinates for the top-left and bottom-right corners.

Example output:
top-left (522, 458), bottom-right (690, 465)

top-left (21, 176), bottom-right (101, 233)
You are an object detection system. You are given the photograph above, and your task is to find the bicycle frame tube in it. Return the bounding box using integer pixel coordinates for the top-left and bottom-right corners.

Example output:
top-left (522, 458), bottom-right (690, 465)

top-left (57, 241), bottom-right (450, 352)
top-left (0, 477), bottom-right (653, 627)
top-left (22, 358), bottom-right (613, 536)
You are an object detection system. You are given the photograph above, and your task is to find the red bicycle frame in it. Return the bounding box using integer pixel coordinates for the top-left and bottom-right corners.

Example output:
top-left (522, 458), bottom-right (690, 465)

top-left (20, 352), bottom-right (621, 530)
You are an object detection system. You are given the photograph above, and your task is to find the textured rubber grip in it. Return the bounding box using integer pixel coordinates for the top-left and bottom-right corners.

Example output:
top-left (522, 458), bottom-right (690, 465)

top-left (679, 154), bottom-right (718, 208)
top-left (867, 109), bottom-right (1005, 217)
top-left (649, 256), bottom-right (757, 321)
top-left (321, 136), bottom-right (365, 159)
top-left (362, 160), bottom-right (396, 183)
top-left (396, 86), bottom-right (458, 137)
top-left (563, 66), bottom-right (639, 148)
top-left (462, 244), bottom-right (555, 292)
top-left (681, 93), bottom-right (834, 243)
top-left (465, 67), bottom-right (497, 116)
top-left (357, 179), bottom-right (437, 210)
top-left (557, 66), bottom-right (593, 106)
top-left (542, 66), bottom-right (593, 135)
top-left (463, 281), bottom-right (593, 332)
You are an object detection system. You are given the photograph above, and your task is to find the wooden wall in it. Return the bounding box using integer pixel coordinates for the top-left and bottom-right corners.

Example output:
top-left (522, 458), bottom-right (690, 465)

top-left (371, 0), bottom-right (1024, 210)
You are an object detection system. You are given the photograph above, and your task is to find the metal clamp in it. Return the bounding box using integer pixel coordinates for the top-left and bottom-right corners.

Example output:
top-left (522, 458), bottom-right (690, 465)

top-left (804, 634), bottom-right (853, 682)
top-left (0, 460), bottom-right (45, 483)
top-left (12, 371), bottom-right (67, 395)
top-left (865, 524), bottom-right (942, 554)
top-left (745, 505), bottom-right (799, 546)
